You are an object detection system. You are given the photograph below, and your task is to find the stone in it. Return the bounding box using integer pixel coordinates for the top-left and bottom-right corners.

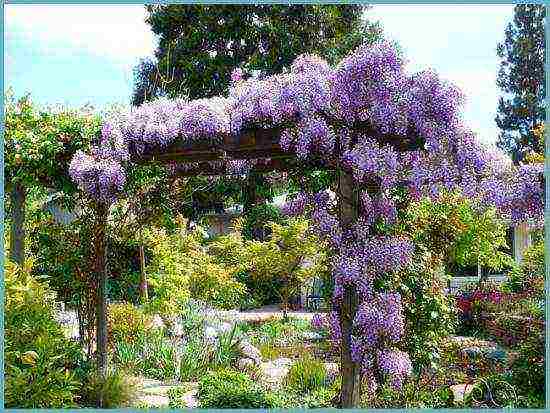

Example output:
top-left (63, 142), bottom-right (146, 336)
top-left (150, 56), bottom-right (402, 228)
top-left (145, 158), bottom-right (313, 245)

top-left (237, 357), bottom-right (257, 371)
top-left (450, 383), bottom-right (475, 404)
top-left (302, 331), bottom-right (323, 341)
top-left (260, 358), bottom-right (294, 389)
top-left (150, 315), bottom-right (165, 330)
top-left (324, 362), bottom-right (340, 383)
top-left (462, 346), bottom-right (483, 358)
top-left (137, 394), bottom-right (169, 408)
top-left (181, 389), bottom-right (198, 408)
top-left (238, 340), bottom-right (262, 365)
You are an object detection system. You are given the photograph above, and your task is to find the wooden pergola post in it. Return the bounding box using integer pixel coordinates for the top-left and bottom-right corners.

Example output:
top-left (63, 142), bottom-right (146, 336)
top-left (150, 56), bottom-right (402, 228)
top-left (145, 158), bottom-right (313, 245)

top-left (337, 168), bottom-right (362, 408)
top-left (93, 203), bottom-right (109, 407)
top-left (9, 183), bottom-right (26, 265)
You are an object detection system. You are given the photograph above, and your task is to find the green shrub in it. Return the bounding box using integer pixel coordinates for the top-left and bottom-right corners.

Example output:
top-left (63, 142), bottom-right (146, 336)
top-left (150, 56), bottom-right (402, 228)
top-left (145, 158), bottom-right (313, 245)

top-left (242, 203), bottom-right (284, 240)
top-left (506, 240), bottom-right (544, 297)
top-left (197, 369), bottom-right (275, 408)
top-left (362, 380), bottom-right (453, 408)
top-left (285, 355), bottom-right (327, 393)
top-left (108, 302), bottom-right (150, 343)
top-left (508, 331), bottom-right (545, 407)
top-left (179, 337), bottom-right (210, 382)
top-left (145, 226), bottom-right (246, 311)
top-left (396, 253), bottom-right (457, 372)
top-left (113, 329), bottom-right (178, 381)
top-left (4, 260), bottom-right (88, 408)
top-left (167, 385), bottom-right (195, 408)
top-left (79, 369), bottom-right (138, 408)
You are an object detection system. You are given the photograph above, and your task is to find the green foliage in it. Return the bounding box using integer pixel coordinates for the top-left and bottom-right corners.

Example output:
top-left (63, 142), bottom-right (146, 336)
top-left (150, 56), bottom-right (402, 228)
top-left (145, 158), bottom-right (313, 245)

top-left (285, 355), bottom-right (327, 393)
top-left (507, 330), bottom-right (545, 407)
top-left (178, 337), bottom-right (210, 382)
top-left (267, 386), bottom-right (338, 408)
top-left (79, 369), bottom-right (138, 408)
top-left (145, 225), bottom-right (246, 312)
top-left (197, 369), bottom-right (275, 408)
top-left (241, 218), bottom-right (327, 312)
top-left (4, 260), bottom-right (88, 408)
top-left (113, 329), bottom-right (178, 381)
top-left (242, 203), bottom-right (284, 240)
top-left (496, 5), bottom-right (545, 159)
top-left (212, 324), bottom-right (242, 368)
top-left (133, 5), bottom-right (380, 104)
top-left (167, 385), bottom-right (196, 408)
top-left (393, 253), bottom-right (457, 372)
top-left (407, 192), bottom-right (513, 271)
top-left (4, 90), bottom-right (98, 191)
top-left (362, 380), bottom-right (454, 408)
top-left (29, 211), bottom-right (94, 307)
top-left (107, 302), bottom-right (151, 343)
top-left (506, 240), bottom-right (544, 296)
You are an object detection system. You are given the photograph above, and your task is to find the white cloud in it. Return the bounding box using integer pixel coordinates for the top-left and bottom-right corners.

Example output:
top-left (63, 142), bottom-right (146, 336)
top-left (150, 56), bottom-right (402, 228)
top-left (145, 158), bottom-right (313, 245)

top-left (5, 4), bottom-right (156, 66)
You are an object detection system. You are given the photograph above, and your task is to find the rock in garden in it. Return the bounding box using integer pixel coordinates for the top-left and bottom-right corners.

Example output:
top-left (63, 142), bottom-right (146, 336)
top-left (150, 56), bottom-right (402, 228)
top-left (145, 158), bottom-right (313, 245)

top-left (450, 383), bottom-right (475, 404)
top-left (238, 340), bottom-right (262, 365)
top-left (150, 315), bottom-right (165, 329)
top-left (302, 331), bottom-right (324, 341)
top-left (260, 358), bottom-right (293, 389)
top-left (324, 362), bottom-right (340, 383)
top-left (237, 357), bottom-right (256, 371)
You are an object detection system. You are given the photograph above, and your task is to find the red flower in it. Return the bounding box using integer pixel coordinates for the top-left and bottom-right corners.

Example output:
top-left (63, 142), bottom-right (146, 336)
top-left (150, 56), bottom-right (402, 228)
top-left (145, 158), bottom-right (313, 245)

top-left (457, 297), bottom-right (472, 313)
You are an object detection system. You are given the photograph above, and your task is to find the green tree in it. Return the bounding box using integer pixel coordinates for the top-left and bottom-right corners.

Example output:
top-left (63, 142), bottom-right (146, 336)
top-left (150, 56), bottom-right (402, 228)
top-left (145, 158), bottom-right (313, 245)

top-left (237, 218), bottom-right (326, 318)
top-left (495, 4), bottom-right (545, 161)
top-left (132, 4), bottom-right (381, 104)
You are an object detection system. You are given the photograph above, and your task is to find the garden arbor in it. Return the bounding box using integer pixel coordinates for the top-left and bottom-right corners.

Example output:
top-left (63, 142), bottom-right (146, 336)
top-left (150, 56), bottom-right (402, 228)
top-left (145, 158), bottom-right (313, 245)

top-left (70, 41), bottom-right (543, 408)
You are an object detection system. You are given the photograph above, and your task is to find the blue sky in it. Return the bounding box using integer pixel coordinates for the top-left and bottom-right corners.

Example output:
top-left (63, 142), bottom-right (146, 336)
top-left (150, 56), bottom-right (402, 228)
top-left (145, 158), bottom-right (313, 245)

top-left (4, 4), bottom-right (513, 146)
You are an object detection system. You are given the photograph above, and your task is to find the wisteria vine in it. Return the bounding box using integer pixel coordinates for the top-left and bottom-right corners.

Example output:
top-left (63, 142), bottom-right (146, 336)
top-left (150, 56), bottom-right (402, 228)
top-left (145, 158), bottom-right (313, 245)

top-left (69, 39), bottom-right (544, 395)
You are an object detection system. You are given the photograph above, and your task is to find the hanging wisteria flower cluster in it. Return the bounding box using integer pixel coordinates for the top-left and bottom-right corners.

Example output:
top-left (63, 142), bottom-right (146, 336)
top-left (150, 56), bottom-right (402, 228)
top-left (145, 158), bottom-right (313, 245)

top-left (69, 150), bottom-right (126, 204)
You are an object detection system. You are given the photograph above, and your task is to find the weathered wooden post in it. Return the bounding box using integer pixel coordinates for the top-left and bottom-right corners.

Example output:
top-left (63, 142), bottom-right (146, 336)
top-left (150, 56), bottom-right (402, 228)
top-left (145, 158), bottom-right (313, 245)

top-left (93, 203), bottom-right (109, 407)
top-left (9, 183), bottom-right (26, 265)
top-left (337, 168), bottom-right (362, 407)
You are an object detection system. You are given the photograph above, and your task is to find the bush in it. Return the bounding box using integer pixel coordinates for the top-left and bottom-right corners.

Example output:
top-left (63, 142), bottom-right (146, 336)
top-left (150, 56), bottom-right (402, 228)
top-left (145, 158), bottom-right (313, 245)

top-left (242, 203), bottom-right (284, 240)
top-left (189, 265), bottom-right (246, 310)
top-left (145, 226), bottom-right (246, 312)
top-left (113, 329), bottom-right (178, 381)
top-left (285, 355), bottom-right (327, 393)
top-left (362, 380), bottom-right (454, 408)
top-left (395, 252), bottom-right (457, 372)
top-left (79, 369), bottom-right (138, 408)
top-left (167, 385), bottom-right (195, 408)
top-left (4, 260), bottom-right (88, 408)
top-left (506, 240), bottom-right (544, 297)
top-left (197, 369), bottom-right (275, 408)
top-left (508, 331), bottom-right (545, 407)
top-left (108, 302), bottom-right (150, 343)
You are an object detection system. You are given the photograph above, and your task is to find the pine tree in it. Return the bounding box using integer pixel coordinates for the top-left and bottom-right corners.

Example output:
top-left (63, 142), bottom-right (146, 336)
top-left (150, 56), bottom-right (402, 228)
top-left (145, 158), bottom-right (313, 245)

top-left (495, 4), bottom-right (545, 162)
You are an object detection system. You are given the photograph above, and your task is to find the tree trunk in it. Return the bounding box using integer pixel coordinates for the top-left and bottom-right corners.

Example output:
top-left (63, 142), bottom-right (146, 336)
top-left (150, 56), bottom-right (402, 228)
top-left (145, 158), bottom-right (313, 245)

top-left (93, 204), bottom-right (108, 407)
top-left (138, 241), bottom-right (148, 303)
top-left (9, 183), bottom-right (26, 265)
top-left (243, 172), bottom-right (257, 214)
top-left (337, 169), bottom-right (362, 408)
